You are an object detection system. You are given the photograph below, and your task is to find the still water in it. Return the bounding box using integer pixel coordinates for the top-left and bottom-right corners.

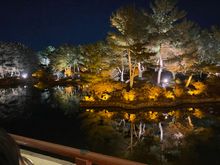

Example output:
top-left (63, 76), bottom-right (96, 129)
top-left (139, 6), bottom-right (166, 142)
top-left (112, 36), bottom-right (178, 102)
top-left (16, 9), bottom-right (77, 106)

top-left (0, 85), bottom-right (220, 165)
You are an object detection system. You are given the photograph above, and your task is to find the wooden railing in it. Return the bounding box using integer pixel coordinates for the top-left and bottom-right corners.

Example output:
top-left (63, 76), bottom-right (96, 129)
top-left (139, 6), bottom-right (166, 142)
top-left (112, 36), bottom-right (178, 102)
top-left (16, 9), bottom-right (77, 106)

top-left (10, 134), bottom-right (147, 165)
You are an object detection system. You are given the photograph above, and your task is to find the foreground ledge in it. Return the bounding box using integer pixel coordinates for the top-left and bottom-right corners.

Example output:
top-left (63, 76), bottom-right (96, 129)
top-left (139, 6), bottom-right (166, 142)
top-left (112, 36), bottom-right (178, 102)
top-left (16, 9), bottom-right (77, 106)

top-left (80, 97), bottom-right (220, 110)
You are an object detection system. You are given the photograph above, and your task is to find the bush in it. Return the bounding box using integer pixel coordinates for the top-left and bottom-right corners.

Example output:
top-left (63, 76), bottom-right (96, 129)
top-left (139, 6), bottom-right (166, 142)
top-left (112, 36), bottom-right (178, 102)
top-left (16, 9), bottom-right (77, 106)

top-left (188, 81), bottom-right (207, 96)
top-left (122, 89), bottom-right (136, 101)
top-left (148, 86), bottom-right (163, 101)
top-left (164, 90), bottom-right (175, 100)
top-left (89, 81), bottom-right (124, 100)
top-left (173, 85), bottom-right (184, 97)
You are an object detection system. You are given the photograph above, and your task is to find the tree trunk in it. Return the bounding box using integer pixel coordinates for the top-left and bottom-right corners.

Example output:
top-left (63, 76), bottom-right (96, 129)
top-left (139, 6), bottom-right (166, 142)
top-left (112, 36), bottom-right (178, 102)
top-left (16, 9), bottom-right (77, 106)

top-left (117, 67), bottom-right (124, 82)
top-left (77, 65), bottom-right (80, 73)
top-left (159, 122), bottom-right (163, 142)
top-left (121, 55), bottom-right (125, 82)
top-left (185, 74), bottom-right (193, 87)
top-left (128, 49), bottom-right (134, 89)
top-left (120, 70), bottom-right (124, 82)
top-left (200, 71), bottom-right (202, 78)
top-left (138, 62), bottom-right (144, 78)
top-left (157, 67), bottom-right (163, 85)
top-left (172, 72), bottom-right (176, 80)
top-left (157, 46), bottom-right (163, 85)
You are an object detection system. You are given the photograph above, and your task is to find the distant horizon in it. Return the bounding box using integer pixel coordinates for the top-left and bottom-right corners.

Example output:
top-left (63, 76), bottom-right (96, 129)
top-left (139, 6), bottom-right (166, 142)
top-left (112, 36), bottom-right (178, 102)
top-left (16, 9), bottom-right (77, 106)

top-left (1, 0), bottom-right (220, 51)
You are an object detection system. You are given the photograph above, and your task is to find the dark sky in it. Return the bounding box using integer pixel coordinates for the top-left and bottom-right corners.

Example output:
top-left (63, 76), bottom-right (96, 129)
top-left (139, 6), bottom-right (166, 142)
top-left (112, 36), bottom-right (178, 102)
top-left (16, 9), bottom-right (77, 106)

top-left (1, 0), bottom-right (220, 51)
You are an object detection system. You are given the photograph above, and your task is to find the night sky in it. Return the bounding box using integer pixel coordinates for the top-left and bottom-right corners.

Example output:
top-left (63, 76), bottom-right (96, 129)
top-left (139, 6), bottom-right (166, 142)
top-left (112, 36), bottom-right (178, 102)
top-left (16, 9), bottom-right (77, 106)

top-left (1, 0), bottom-right (220, 51)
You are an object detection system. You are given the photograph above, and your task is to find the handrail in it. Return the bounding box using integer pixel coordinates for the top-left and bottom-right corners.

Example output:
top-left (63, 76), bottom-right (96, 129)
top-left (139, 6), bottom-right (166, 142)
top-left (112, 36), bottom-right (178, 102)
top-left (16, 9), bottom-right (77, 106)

top-left (10, 134), bottom-right (147, 165)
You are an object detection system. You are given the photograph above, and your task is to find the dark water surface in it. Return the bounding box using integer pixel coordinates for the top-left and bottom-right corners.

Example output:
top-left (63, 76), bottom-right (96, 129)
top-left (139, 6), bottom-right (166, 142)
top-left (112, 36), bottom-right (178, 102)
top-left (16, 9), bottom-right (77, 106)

top-left (0, 85), bottom-right (220, 165)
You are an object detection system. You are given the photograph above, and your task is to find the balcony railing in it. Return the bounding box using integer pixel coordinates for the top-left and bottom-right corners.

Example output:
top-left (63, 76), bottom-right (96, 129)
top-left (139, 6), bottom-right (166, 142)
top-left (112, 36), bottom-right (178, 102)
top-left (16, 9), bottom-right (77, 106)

top-left (10, 134), bottom-right (147, 165)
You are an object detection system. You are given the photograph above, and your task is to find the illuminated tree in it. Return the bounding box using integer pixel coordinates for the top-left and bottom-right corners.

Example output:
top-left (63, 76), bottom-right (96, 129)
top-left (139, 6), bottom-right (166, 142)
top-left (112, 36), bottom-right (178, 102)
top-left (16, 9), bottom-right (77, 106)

top-left (108, 6), bottom-right (151, 88)
top-left (37, 46), bottom-right (55, 67)
top-left (196, 27), bottom-right (220, 75)
top-left (80, 41), bottom-right (111, 73)
top-left (0, 42), bottom-right (37, 78)
top-left (146, 0), bottom-right (192, 85)
top-left (49, 44), bottom-right (84, 78)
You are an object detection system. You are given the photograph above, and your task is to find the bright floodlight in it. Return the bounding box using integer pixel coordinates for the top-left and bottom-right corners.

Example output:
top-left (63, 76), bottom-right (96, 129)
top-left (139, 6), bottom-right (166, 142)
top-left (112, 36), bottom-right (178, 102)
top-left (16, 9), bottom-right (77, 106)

top-left (21, 73), bottom-right (28, 79)
top-left (163, 78), bottom-right (169, 83)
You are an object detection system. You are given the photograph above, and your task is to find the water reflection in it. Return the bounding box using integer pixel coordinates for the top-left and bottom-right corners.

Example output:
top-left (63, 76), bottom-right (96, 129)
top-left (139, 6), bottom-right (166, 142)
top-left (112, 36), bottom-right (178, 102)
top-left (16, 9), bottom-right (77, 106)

top-left (38, 86), bottom-right (81, 115)
top-left (0, 86), bottom-right (32, 119)
top-left (1, 85), bottom-right (220, 164)
top-left (80, 108), bottom-right (220, 165)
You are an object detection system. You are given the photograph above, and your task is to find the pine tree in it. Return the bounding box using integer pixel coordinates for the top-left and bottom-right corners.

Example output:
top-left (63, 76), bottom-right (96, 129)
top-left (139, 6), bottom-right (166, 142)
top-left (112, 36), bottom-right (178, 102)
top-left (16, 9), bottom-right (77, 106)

top-left (108, 6), bottom-right (151, 88)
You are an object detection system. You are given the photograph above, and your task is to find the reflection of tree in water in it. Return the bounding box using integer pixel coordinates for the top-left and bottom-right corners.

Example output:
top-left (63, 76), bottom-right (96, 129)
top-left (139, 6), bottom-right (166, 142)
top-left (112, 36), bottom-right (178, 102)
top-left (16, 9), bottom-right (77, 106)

top-left (81, 108), bottom-right (220, 165)
top-left (49, 86), bottom-right (80, 115)
top-left (0, 86), bottom-right (32, 120)
top-left (79, 110), bottom-right (125, 157)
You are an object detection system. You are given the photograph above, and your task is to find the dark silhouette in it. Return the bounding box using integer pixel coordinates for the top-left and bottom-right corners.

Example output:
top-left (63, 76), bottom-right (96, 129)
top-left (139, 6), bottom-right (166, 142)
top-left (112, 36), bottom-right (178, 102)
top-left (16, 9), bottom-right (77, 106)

top-left (0, 128), bottom-right (21, 165)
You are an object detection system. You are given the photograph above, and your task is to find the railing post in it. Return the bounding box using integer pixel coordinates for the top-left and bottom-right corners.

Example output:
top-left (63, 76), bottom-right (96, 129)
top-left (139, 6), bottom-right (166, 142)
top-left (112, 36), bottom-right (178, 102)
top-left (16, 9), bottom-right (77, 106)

top-left (75, 157), bottom-right (92, 165)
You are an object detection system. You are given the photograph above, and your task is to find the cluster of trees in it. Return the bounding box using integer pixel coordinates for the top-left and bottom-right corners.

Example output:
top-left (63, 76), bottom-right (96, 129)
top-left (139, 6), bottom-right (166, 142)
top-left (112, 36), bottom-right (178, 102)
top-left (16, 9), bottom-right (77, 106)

top-left (1, 0), bottom-right (220, 88)
top-left (37, 0), bottom-right (219, 87)
top-left (0, 42), bottom-right (37, 78)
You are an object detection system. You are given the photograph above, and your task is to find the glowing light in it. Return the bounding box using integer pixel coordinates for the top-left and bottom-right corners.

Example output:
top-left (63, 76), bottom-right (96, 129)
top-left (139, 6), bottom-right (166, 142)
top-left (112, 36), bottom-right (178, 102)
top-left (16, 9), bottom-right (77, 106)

top-left (163, 78), bottom-right (169, 83)
top-left (100, 93), bottom-right (111, 101)
top-left (83, 96), bottom-right (95, 102)
top-left (164, 90), bottom-right (175, 100)
top-left (21, 73), bottom-right (28, 79)
top-left (123, 90), bottom-right (135, 101)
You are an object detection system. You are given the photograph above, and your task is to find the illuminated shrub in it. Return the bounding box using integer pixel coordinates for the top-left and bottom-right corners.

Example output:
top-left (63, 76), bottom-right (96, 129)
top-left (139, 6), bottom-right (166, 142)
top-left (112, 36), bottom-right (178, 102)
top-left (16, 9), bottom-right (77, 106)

top-left (89, 81), bottom-right (124, 100)
top-left (188, 81), bottom-right (207, 95)
top-left (148, 86), bottom-right (163, 101)
top-left (164, 90), bottom-right (175, 100)
top-left (83, 96), bottom-right (95, 101)
top-left (100, 70), bottom-right (111, 79)
top-left (122, 90), bottom-right (136, 101)
top-left (173, 85), bottom-right (184, 97)
top-left (100, 93), bottom-right (111, 101)
top-left (138, 84), bottom-right (151, 99)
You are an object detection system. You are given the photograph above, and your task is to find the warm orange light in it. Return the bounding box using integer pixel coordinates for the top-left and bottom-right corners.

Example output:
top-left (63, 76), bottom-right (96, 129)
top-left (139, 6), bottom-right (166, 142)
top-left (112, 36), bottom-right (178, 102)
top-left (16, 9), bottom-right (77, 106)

top-left (123, 90), bottom-right (135, 101)
top-left (164, 90), bottom-right (175, 100)
top-left (83, 96), bottom-right (95, 101)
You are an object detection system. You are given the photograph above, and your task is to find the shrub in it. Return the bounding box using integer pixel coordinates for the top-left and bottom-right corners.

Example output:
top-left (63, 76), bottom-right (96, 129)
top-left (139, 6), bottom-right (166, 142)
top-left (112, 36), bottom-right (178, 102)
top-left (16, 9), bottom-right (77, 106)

top-left (164, 90), bottom-right (175, 100)
top-left (188, 81), bottom-right (207, 95)
top-left (89, 81), bottom-right (124, 100)
top-left (173, 85), bottom-right (184, 97)
top-left (148, 86), bottom-right (163, 101)
top-left (122, 89), bottom-right (136, 101)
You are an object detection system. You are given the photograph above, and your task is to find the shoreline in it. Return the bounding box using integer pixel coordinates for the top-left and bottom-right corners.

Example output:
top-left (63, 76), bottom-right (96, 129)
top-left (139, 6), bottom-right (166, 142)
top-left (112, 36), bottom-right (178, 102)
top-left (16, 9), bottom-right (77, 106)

top-left (80, 97), bottom-right (220, 110)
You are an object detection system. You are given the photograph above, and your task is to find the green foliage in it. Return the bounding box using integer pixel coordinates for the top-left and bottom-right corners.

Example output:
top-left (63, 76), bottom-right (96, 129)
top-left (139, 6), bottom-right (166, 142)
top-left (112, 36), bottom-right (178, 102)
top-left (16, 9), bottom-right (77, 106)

top-left (150, 0), bottom-right (186, 34)
top-left (49, 44), bottom-right (84, 73)
top-left (81, 41), bottom-right (112, 73)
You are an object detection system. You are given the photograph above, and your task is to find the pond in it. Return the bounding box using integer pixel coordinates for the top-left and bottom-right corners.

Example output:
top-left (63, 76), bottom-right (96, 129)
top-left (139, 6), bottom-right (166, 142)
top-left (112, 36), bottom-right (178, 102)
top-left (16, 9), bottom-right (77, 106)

top-left (0, 85), bottom-right (220, 165)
